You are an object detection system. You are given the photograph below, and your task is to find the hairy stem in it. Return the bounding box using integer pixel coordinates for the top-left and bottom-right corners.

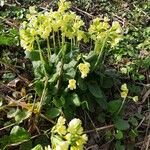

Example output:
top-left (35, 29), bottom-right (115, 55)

top-left (117, 98), bottom-right (126, 115)
top-left (47, 37), bottom-right (51, 62)
top-left (36, 38), bottom-right (48, 77)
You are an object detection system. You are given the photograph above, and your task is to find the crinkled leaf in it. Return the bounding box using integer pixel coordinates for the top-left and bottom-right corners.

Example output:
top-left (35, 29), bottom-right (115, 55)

top-left (114, 118), bottom-right (130, 130)
top-left (46, 108), bottom-right (61, 119)
top-left (88, 82), bottom-right (104, 98)
top-left (71, 93), bottom-right (81, 106)
top-left (115, 141), bottom-right (125, 150)
top-left (115, 130), bottom-right (123, 140)
top-left (25, 50), bottom-right (40, 61)
top-left (77, 78), bottom-right (87, 91)
top-left (10, 126), bottom-right (30, 144)
top-left (15, 109), bottom-right (31, 123)
top-left (108, 100), bottom-right (122, 114)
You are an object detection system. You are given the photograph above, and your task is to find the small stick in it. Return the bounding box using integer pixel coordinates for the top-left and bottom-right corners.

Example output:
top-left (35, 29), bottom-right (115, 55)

top-left (72, 6), bottom-right (94, 18)
top-left (85, 124), bottom-right (114, 134)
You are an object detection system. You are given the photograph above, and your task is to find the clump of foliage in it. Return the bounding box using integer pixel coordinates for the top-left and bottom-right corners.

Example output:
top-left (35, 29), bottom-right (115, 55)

top-left (19, 0), bottom-right (122, 119)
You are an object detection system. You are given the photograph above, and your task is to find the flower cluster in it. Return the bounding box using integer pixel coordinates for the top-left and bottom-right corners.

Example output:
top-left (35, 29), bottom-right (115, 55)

top-left (89, 17), bottom-right (122, 53)
top-left (78, 62), bottom-right (90, 78)
top-left (19, 0), bottom-right (86, 51)
top-left (51, 116), bottom-right (88, 150)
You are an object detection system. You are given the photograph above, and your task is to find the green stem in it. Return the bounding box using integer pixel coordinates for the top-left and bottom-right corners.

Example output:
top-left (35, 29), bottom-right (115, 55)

top-left (36, 38), bottom-right (48, 77)
top-left (47, 37), bottom-right (51, 62)
top-left (93, 33), bottom-right (109, 69)
top-left (55, 59), bottom-right (64, 94)
top-left (36, 38), bottom-right (44, 63)
top-left (71, 38), bottom-right (73, 52)
top-left (73, 37), bottom-right (76, 46)
top-left (117, 98), bottom-right (126, 115)
top-left (37, 77), bottom-right (48, 115)
top-left (53, 31), bottom-right (56, 50)
top-left (56, 38), bottom-right (66, 94)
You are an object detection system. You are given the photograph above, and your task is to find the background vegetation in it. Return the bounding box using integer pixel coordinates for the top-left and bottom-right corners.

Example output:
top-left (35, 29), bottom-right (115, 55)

top-left (0, 0), bottom-right (149, 149)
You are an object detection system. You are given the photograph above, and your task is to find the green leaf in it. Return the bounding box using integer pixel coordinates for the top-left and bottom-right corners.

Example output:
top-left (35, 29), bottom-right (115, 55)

top-left (2, 72), bottom-right (16, 81)
top-left (20, 141), bottom-right (32, 150)
top-left (115, 141), bottom-right (125, 150)
top-left (129, 117), bottom-right (138, 126)
top-left (77, 78), bottom-right (87, 91)
top-left (35, 80), bottom-right (44, 96)
top-left (10, 126), bottom-right (30, 144)
top-left (7, 108), bottom-right (19, 118)
top-left (65, 68), bottom-right (76, 79)
top-left (114, 118), bottom-right (130, 130)
top-left (101, 76), bottom-right (113, 88)
top-left (31, 144), bottom-right (43, 150)
top-left (115, 130), bottom-right (123, 140)
top-left (46, 108), bottom-right (61, 119)
top-left (71, 93), bottom-right (81, 106)
top-left (15, 109), bottom-right (31, 123)
top-left (25, 50), bottom-right (40, 61)
top-left (108, 100), bottom-right (122, 114)
top-left (32, 61), bottom-right (44, 78)
top-left (95, 98), bottom-right (107, 109)
top-left (88, 82), bottom-right (104, 98)
top-left (53, 96), bottom-right (65, 108)
top-left (0, 135), bottom-right (10, 149)
top-left (63, 59), bottom-right (77, 70)
top-left (48, 73), bottom-right (59, 83)
top-left (34, 135), bottom-right (49, 148)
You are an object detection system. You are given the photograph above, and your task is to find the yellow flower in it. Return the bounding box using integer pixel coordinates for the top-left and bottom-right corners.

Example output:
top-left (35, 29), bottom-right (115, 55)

top-left (68, 118), bottom-right (83, 134)
top-left (29, 6), bottom-right (37, 14)
top-left (68, 79), bottom-right (76, 90)
top-left (55, 116), bottom-right (67, 135)
top-left (45, 145), bottom-right (52, 150)
top-left (76, 134), bottom-right (88, 146)
top-left (132, 96), bottom-right (138, 102)
top-left (121, 92), bottom-right (128, 99)
top-left (58, 0), bottom-right (71, 13)
top-left (121, 83), bottom-right (128, 92)
top-left (56, 141), bottom-right (69, 150)
top-left (78, 62), bottom-right (90, 78)
top-left (20, 29), bottom-right (35, 51)
top-left (70, 145), bottom-right (83, 150)
top-left (121, 83), bottom-right (128, 98)
top-left (25, 102), bottom-right (40, 114)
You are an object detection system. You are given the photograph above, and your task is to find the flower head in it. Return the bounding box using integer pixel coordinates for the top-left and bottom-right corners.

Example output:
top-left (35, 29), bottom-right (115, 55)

top-left (68, 79), bottom-right (76, 90)
top-left (121, 83), bottom-right (128, 99)
top-left (68, 118), bottom-right (83, 134)
top-left (52, 116), bottom-right (67, 135)
top-left (78, 62), bottom-right (90, 78)
top-left (56, 141), bottom-right (69, 150)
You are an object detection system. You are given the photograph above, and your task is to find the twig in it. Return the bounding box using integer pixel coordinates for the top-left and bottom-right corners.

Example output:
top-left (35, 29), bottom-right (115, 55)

top-left (99, 138), bottom-right (114, 149)
top-left (72, 6), bottom-right (94, 18)
top-left (85, 124), bottom-right (114, 134)
top-left (135, 116), bottom-right (145, 130)
top-left (15, 0), bottom-right (21, 5)
top-left (0, 123), bottom-right (16, 131)
top-left (40, 114), bottom-right (55, 124)
top-left (86, 144), bottom-right (98, 150)
top-left (145, 135), bottom-right (150, 150)
top-left (141, 89), bottom-right (150, 104)
top-left (4, 134), bottom-right (40, 149)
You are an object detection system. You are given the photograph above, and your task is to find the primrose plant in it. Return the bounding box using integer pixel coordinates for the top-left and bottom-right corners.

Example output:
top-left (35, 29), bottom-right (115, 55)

top-left (19, 0), bottom-right (122, 123)
top-left (31, 116), bottom-right (87, 150)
